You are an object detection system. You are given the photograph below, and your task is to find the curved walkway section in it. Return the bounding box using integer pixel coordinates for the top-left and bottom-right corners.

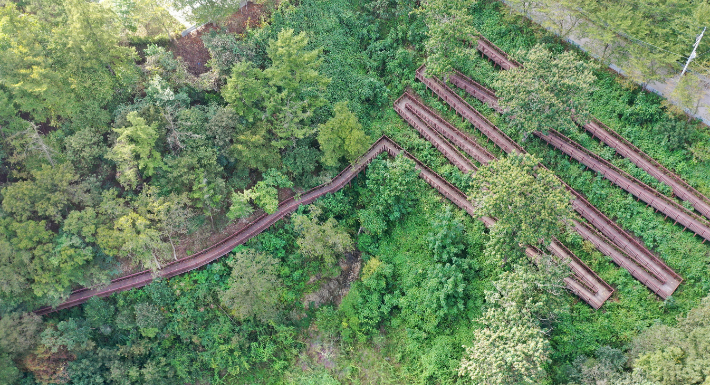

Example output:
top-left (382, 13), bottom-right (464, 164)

top-left (399, 90), bottom-right (497, 165)
top-left (538, 129), bottom-right (710, 242)
top-left (394, 94), bottom-right (477, 173)
top-left (448, 68), bottom-right (682, 297)
top-left (417, 66), bottom-right (682, 298)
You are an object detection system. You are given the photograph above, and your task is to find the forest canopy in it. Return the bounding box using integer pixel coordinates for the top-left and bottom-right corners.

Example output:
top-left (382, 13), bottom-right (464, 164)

top-left (1, 0), bottom-right (709, 384)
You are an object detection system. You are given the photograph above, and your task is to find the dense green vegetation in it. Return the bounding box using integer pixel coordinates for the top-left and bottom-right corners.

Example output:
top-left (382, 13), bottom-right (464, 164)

top-left (1, 0), bottom-right (710, 384)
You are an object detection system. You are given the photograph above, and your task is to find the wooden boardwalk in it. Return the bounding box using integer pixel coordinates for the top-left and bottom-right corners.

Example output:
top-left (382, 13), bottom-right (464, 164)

top-left (395, 90), bottom-right (613, 308)
top-left (36, 136), bottom-right (497, 315)
top-left (447, 66), bottom-right (683, 298)
top-left (417, 65), bottom-right (683, 299)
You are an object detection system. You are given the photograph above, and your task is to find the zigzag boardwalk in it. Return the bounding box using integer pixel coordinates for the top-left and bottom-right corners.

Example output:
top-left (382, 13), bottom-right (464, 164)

top-left (416, 65), bottom-right (526, 154)
top-left (472, 33), bottom-right (710, 225)
top-left (397, 90), bottom-right (496, 165)
top-left (538, 129), bottom-right (710, 242)
top-left (395, 91), bottom-right (612, 308)
top-left (417, 65), bottom-right (682, 298)
top-left (474, 33), bottom-right (710, 229)
top-left (448, 68), bottom-right (683, 298)
top-left (393, 94), bottom-right (477, 173)
top-left (583, 119), bottom-right (710, 221)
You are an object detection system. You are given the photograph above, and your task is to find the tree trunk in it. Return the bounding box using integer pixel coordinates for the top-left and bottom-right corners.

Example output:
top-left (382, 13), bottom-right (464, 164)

top-left (153, 253), bottom-right (162, 270)
top-left (169, 237), bottom-right (178, 260)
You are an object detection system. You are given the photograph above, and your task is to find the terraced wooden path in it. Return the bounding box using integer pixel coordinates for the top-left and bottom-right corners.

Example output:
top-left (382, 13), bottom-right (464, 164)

top-left (416, 65), bottom-right (682, 299)
top-left (447, 67), bottom-right (685, 298)
top-left (395, 90), bottom-right (613, 308)
top-left (476, 35), bottom-right (710, 225)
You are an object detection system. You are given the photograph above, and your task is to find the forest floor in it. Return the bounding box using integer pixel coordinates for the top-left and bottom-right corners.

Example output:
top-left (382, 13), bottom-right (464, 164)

top-left (169, 2), bottom-right (266, 75)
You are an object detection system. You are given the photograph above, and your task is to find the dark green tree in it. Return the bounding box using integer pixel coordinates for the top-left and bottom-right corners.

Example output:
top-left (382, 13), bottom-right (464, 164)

top-left (292, 206), bottom-right (354, 265)
top-left (358, 155), bottom-right (421, 235)
top-left (317, 101), bottom-right (370, 167)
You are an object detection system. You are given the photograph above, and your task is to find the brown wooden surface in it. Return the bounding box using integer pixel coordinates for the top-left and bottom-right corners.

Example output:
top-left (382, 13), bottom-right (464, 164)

top-left (447, 66), bottom-right (683, 298)
top-left (395, 91), bottom-right (612, 308)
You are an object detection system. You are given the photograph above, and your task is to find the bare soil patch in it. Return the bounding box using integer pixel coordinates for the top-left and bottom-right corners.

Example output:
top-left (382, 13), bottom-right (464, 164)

top-left (302, 252), bottom-right (362, 310)
top-left (169, 2), bottom-right (266, 76)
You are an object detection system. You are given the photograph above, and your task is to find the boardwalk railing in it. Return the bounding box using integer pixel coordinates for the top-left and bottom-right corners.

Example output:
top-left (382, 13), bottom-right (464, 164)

top-left (538, 129), bottom-right (710, 242)
top-left (395, 91), bottom-right (613, 308)
top-left (473, 33), bottom-right (710, 233)
top-left (447, 65), bottom-right (683, 297)
top-left (417, 65), bottom-right (682, 298)
top-left (583, 118), bottom-right (710, 221)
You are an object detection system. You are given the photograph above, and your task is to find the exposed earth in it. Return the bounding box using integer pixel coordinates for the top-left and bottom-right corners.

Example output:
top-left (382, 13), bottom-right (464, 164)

top-left (169, 2), bottom-right (266, 75)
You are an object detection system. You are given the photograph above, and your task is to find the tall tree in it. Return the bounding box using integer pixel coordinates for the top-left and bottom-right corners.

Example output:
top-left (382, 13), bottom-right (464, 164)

top-left (469, 153), bottom-right (572, 255)
top-left (0, 0), bottom-right (137, 125)
top-left (629, 295), bottom-right (710, 385)
top-left (171, 0), bottom-right (248, 25)
top-left (418, 0), bottom-right (477, 77)
top-left (107, 112), bottom-right (164, 190)
top-left (1, 163), bottom-right (81, 223)
top-left (110, 0), bottom-right (182, 42)
top-left (492, 45), bottom-right (597, 139)
top-left (0, 312), bottom-right (42, 357)
top-left (317, 101), bottom-right (370, 167)
top-left (223, 61), bottom-right (270, 123)
top-left (664, 72), bottom-right (708, 121)
top-left (459, 306), bottom-right (551, 385)
top-left (292, 206), bottom-right (354, 265)
top-left (219, 248), bottom-right (284, 322)
top-left (358, 155), bottom-right (421, 235)
top-left (264, 28), bottom-right (331, 148)
top-left (458, 257), bottom-right (567, 385)
top-left (235, 169), bottom-right (293, 214)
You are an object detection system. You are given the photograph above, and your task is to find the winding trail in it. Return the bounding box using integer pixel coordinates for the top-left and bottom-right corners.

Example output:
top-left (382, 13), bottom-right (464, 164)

top-left (395, 90), bottom-right (612, 308)
top-left (416, 65), bottom-right (682, 298)
top-left (36, 136), bottom-right (508, 315)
